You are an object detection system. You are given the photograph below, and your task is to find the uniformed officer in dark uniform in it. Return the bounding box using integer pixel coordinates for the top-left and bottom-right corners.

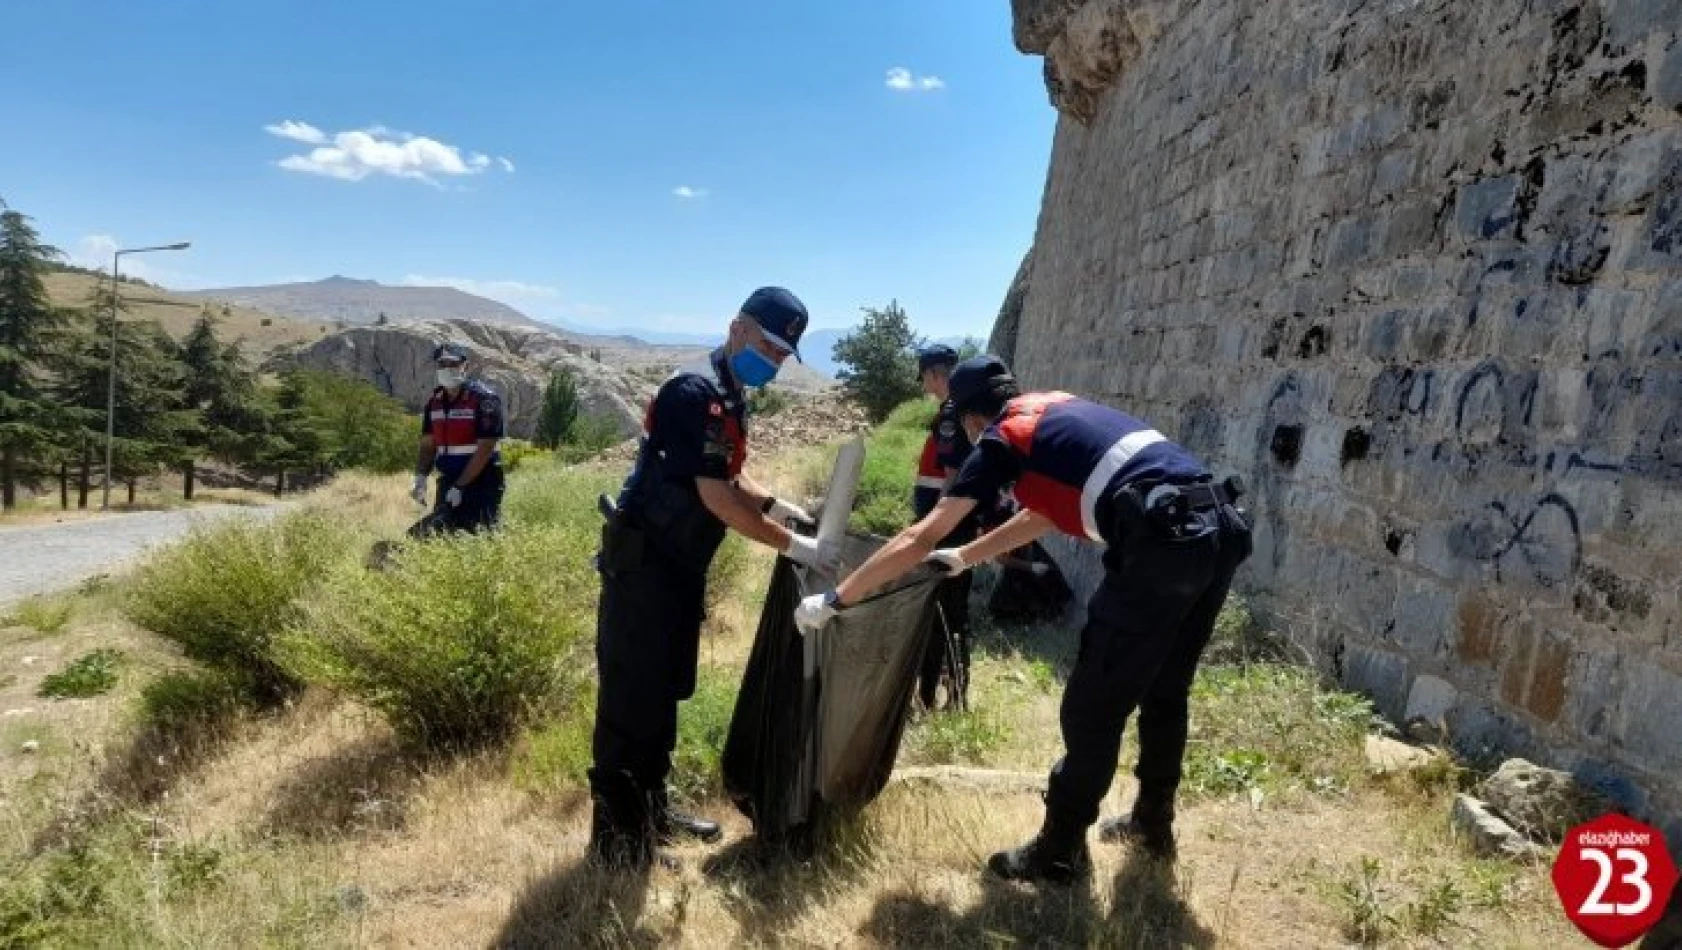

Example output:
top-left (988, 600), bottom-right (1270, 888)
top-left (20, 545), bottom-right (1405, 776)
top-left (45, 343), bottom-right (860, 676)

top-left (797, 355), bottom-right (1252, 884)
top-left (911, 344), bottom-right (976, 712)
top-left (591, 287), bottom-right (840, 871)
top-left (411, 343), bottom-right (506, 533)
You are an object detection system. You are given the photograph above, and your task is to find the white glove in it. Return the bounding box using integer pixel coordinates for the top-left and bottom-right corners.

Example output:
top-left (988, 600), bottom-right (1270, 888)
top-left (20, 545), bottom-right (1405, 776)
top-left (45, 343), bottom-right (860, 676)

top-left (784, 534), bottom-right (841, 573)
top-left (928, 548), bottom-right (969, 575)
top-left (795, 592), bottom-right (838, 636)
top-left (444, 486), bottom-right (463, 508)
top-left (766, 497), bottom-right (815, 528)
top-left (410, 475), bottom-right (429, 506)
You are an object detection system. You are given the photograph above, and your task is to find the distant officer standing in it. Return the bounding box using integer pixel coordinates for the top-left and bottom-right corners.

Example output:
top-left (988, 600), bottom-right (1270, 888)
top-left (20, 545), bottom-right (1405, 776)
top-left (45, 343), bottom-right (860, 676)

top-left (412, 343), bottom-right (505, 533)
top-left (590, 287), bottom-right (840, 871)
top-left (797, 355), bottom-right (1252, 883)
top-left (911, 344), bottom-right (976, 712)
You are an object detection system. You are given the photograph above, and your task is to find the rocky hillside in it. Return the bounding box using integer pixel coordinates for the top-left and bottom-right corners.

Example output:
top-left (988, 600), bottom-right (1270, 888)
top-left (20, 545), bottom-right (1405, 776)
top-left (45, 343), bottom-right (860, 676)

top-left (183, 276), bottom-right (545, 329)
top-left (275, 318), bottom-right (834, 440)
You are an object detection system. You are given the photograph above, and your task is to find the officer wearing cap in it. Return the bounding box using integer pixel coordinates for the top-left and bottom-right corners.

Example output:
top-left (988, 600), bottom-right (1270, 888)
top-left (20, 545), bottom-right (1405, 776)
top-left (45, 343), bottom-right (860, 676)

top-left (796, 355), bottom-right (1252, 884)
top-left (590, 286), bottom-right (841, 871)
top-left (911, 343), bottom-right (976, 712)
top-left (412, 342), bottom-right (505, 533)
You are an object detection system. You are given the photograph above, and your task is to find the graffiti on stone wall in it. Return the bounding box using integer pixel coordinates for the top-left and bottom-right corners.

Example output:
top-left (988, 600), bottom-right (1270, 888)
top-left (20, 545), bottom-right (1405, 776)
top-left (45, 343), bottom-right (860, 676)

top-left (1449, 493), bottom-right (1582, 588)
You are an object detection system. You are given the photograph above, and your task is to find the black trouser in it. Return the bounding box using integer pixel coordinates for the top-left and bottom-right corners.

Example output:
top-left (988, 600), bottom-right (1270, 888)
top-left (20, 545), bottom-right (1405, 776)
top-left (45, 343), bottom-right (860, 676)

top-left (434, 467), bottom-right (505, 533)
top-left (590, 541), bottom-right (708, 796)
top-left (918, 571), bottom-right (973, 709)
top-left (1043, 494), bottom-right (1252, 829)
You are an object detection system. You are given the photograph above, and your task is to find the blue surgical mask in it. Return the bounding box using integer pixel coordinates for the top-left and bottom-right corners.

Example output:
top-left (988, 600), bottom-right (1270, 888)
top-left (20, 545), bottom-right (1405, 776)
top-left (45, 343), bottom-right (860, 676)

top-left (731, 347), bottom-right (779, 388)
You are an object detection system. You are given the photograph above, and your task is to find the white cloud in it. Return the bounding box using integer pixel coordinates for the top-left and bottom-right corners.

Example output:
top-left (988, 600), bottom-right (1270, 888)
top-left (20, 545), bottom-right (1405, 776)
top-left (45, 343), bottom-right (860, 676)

top-left (264, 120), bottom-right (327, 144)
top-left (672, 185), bottom-right (709, 199)
top-left (400, 275), bottom-right (559, 301)
top-left (267, 121), bottom-right (512, 186)
top-left (886, 67), bottom-right (945, 92)
top-left (498, 156), bottom-right (515, 173)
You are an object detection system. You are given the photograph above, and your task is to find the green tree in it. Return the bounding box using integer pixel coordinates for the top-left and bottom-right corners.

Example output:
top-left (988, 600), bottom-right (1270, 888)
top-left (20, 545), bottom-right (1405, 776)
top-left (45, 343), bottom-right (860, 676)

top-left (179, 309), bottom-right (262, 497)
top-left (832, 300), bottom-right (924, 423)
top-left (55, 288), bottom-right (197, 505)
top-left (288, 369), bottom-right (414, 473)
top-left (957, 337), bottom-right (984, 362)
top-left (262, 369), bottom-right (333, 493)
top-left (0, 199), bottom-right (71, 508)
top-left (534, 367), bottom-right (580, 449)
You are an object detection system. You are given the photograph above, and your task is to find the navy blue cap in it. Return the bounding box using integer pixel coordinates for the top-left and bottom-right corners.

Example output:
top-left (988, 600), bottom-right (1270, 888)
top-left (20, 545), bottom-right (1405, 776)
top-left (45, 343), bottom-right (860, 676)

top-left (947, 354), bottom-right (1016, 416)
top-left (432, 342), bottom-right (471, 363)
top-left (740, 287), bottom-right (809, 357)
top-left (916, 343), bottom-right (960, 374)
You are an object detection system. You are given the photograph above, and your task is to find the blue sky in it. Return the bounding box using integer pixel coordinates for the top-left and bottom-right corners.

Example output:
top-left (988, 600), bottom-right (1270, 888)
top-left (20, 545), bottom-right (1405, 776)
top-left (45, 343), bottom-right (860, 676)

top-left (0, 1), bottom-right (1053, 341)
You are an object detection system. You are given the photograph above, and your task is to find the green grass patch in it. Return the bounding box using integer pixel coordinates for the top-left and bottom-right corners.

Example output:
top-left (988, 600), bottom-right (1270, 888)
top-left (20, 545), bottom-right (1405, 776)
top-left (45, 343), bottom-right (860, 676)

top-left (126, 510), bottom-right (359, 704)
top-left (37, 649), bottom-right (123, 699)
top-left (138, 669), bottom-right (247, 734)
top-left (909, 707), bottom-right (1013, 766)
top-left (2, 595), bottom-right (74, 635)
top-left (1181, 663), bottom-right (1375, 801)
top-left (849, 397), bottom-right (937, 536)
top-left (513, 691), bottom-right (597, 794)
top-left (670, 666), bottom-right (740, 804)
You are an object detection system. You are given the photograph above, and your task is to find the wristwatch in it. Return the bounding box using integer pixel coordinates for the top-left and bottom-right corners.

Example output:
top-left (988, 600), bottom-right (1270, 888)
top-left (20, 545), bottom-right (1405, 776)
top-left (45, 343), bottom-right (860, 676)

top-left (824, 589), bottom-right (843, 610)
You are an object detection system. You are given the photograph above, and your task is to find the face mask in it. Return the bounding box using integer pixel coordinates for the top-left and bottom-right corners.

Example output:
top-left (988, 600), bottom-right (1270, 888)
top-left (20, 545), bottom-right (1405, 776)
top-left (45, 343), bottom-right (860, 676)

top-left (730, 347), bottom-right (779, 388)
top-left (437, 368), bottom-right (465, 389)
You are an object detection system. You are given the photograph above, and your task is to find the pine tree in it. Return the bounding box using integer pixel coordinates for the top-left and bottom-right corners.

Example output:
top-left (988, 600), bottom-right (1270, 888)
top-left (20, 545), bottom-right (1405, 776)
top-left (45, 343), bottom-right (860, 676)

top-left (0, 199), bottom-right (73, 508)
top-left (832, 300), bottom-right (925, 423)
top-left (178, 309), bottom-right (261, 497)
top-left (263, 369), bottom-right (332, 494)
top-left (56, 285), bottom-right (195, 506)
top-left (535, 367), bottom-right (580, 449)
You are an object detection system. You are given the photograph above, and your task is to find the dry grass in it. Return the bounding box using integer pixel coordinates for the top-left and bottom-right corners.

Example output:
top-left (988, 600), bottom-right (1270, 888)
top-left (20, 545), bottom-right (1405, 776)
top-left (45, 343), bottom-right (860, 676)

top-left (0, 453), bottom-right (1589, 949)
top-left (44, 272), bottom-right (323, 358)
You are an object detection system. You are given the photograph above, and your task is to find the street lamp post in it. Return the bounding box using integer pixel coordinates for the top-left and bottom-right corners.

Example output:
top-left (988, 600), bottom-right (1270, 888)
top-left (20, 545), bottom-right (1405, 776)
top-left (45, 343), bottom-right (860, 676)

top-left (103, 242), bottom-right (191, 510)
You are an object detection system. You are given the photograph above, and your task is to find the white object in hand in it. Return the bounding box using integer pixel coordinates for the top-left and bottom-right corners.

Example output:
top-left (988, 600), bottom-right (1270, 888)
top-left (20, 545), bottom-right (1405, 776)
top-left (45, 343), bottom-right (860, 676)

top-left (794, 593), bottom-right (836, 636)
top-left (410, 475), bottom-right (429, 505)
top-left (928, 548), bottom-right (969, 574)
top-left (445, 486), bottom-right (463, 508)
top-left (766, 497), bottom-right (813, 527)
top-left (784, 534), bottom-right (840, 572)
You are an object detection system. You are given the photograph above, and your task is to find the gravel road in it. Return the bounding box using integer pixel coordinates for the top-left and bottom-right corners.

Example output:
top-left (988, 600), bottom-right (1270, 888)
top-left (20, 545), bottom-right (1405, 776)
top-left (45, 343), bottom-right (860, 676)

top-left (0, 505), bottom-right (278, 606)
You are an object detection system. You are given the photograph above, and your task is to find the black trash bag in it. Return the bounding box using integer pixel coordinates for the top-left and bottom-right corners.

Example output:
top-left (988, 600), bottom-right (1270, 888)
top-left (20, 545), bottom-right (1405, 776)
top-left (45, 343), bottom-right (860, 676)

top-left (987, 540), bottom-right (1073, 624)
top-left (721, 532), bottom-right (944, 844)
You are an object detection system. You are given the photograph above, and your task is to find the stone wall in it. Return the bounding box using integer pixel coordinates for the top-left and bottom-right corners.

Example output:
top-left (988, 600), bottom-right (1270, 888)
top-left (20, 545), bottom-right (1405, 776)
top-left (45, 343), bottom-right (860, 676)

top-left (1002, 0), bottom-right (1682, 844)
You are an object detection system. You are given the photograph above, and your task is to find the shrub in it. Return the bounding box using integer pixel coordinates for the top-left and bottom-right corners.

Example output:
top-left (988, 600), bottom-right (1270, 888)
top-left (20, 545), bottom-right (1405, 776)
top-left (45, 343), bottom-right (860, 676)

top-left (513, 688), bottom-right (597, 793)
top-left (283, 522), bottom-right (597, 751)
top-left (502, 463), bottom-right (618, 529)
top-left (126, 511), bottom-right (356, 703)
top-left (748, 386), bottom-right (791, 416)
top-left (3, 596), bottom-right (73, 634)
top-left (499, 438), bottom-right (549, 473)
top-left (554, 415), bottom-right (624, 465)
top-left (38, 649), bottom-right (122, 699)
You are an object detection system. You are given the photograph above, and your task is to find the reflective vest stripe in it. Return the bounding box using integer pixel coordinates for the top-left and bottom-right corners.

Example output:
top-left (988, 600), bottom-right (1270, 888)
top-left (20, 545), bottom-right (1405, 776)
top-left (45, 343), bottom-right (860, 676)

top-left (915, 475), bottom-right (945, 489)
top-left (1079, 429), bottom-right (1167, 540)
top-left (437, 444), bottom-right (478, 457)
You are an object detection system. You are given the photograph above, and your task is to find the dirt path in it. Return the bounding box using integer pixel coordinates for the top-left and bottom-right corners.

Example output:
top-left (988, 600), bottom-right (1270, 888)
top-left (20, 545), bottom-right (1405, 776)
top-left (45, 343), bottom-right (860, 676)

top-left (0, 504), bottom-right (278, 606)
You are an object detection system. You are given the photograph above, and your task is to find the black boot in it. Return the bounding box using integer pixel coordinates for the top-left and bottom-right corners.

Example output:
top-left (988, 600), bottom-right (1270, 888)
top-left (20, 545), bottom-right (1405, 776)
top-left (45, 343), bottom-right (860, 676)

top-left (1097, 796), bottom-right (1176, 860)
top-left (987, 814), bottom-right (1092, 885)
top-left (650, 788), bottom-right (722, 845)
top-left (587, 769), bottom-right (675, 871)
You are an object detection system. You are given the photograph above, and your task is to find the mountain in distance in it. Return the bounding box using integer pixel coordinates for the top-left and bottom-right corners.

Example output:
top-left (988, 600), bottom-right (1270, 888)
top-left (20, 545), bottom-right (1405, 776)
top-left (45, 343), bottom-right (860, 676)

top-left (182, 276), bottom-right (547, 330)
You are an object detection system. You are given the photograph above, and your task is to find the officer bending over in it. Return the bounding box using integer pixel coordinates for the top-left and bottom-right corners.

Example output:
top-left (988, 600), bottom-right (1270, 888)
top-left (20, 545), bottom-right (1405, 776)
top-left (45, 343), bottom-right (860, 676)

top-left (591, 287), bottom-right (839, 871)
top-left (796, 355), bottom-right (1252, 884)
